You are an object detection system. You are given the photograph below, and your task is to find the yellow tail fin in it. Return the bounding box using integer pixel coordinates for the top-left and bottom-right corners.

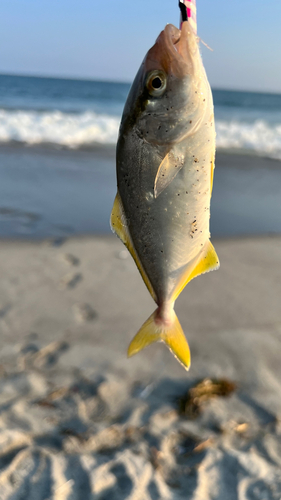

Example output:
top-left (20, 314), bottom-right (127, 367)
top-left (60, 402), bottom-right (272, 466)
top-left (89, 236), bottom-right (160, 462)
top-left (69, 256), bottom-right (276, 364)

top-left (127, 310), bottom-right (191, 370)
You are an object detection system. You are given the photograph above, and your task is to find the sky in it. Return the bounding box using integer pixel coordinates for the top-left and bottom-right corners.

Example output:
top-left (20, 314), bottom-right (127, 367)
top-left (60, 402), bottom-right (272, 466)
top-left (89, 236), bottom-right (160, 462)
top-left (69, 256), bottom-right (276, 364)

top-left (0, 0), bottom-right (281, 93)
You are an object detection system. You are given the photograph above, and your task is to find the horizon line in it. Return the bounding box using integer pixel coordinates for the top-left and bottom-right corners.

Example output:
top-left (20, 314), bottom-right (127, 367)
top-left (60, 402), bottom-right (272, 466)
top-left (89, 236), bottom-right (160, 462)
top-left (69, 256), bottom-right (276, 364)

top-left (0, 71), bottom-right (280, 96)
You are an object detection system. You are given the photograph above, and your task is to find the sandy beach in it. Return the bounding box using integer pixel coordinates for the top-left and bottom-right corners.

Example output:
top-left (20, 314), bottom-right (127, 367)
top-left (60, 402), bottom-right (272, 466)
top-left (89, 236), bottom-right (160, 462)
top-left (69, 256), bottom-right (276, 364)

top-left (0, 234), bottom-right (281, 498)
top-left (1, 17), bottom-right (281, 499)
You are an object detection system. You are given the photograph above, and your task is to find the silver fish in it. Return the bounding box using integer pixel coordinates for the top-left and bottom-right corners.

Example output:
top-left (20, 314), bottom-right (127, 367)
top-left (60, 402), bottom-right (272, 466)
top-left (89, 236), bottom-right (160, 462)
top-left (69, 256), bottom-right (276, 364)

top-left (111, 21), bottom-right (219, 370)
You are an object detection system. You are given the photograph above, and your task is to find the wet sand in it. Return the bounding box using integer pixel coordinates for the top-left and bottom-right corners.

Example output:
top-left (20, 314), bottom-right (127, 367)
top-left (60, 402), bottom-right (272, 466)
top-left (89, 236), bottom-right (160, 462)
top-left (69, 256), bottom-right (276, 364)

top-left (0, 144), bottom-right (281, 239)
top-left (0, 235), bottom-right (281, 498)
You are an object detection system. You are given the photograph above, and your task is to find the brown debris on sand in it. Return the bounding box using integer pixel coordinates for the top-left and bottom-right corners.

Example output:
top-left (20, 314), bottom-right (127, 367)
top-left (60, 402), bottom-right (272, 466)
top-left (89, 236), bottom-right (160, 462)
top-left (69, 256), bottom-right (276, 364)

top-left (178, 378), bottom-right (237, 418)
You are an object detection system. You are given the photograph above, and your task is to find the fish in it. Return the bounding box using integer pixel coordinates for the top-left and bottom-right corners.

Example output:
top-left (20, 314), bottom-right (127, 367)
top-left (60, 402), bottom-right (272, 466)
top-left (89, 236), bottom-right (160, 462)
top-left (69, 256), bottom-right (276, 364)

top-left (111, 21), bottom-right (219, 370)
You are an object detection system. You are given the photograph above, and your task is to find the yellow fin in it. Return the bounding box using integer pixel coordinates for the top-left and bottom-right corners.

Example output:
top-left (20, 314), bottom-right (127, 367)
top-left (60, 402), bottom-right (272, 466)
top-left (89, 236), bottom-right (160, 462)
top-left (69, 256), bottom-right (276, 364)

top-left (110, 191), bottom-right (127, 242)
top-left (172, 241), bottom-right (220, 302)
top-left (128, 309), bottom-right (190, 370)
top-left (154, 149), bottom-right (184, 198)
top-left (110, 192), bottom-right (157, 302)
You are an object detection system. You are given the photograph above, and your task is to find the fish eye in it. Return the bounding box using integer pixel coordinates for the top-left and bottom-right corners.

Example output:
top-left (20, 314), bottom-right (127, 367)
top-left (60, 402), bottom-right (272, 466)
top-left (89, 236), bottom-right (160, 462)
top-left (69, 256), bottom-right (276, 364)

top-left (151, 77), bottom-right (162, 89)
top-left (146, 70), bottom-right (167, 97)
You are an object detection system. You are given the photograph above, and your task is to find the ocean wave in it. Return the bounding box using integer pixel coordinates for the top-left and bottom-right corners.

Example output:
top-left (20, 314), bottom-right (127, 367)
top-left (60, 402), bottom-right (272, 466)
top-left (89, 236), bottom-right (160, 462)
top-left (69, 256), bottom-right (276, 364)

top-left (216, 120), bottom-right (281, 159)
top-left (0, 109), bottom-right (120, 147)
top-left (1, 109), bottom-right (281, 159)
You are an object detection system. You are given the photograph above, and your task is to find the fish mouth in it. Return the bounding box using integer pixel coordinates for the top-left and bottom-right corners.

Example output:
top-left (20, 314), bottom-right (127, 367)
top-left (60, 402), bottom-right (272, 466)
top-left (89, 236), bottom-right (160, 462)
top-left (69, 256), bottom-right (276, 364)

top-left (145, 22), bottom-right (197, 78)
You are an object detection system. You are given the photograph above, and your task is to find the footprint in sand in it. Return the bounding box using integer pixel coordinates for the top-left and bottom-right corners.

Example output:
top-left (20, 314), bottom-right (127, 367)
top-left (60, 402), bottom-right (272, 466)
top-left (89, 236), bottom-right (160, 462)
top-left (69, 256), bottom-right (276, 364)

top-left (59, 253), bottom-right (80, 267)
top-left (73, 303), bottom-right (97, 323)
top-left (58, 272), bottom-right (83, 290)
top-left (19, 340), bottom-right (69, 369)
top-left (47, 237), bottom-right (67, 247)
top-left (0, 303), bottom-right (12, 318)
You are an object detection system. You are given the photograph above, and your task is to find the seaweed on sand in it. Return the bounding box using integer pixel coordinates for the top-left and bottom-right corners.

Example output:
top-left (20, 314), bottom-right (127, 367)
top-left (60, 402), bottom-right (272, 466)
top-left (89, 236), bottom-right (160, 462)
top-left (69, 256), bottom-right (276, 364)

top-left (178, 378), bottom-right (236, 418)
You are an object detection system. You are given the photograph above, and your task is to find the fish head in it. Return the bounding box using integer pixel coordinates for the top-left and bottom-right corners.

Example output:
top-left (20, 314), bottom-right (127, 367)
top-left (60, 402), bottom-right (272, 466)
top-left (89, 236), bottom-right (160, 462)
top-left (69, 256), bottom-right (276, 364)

top-left (119, 22), bottom-right (212, 147)
top-left (145, 21), bottom-right (197, 81)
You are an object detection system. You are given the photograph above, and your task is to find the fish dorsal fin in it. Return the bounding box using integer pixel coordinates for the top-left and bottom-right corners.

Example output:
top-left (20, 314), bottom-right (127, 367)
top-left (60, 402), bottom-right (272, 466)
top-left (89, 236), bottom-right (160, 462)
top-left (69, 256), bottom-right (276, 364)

top-left (172, 240), bottom-right (220, 302)
top-left (110, 192), bottom-right (157, 302)
top-left (154, 148), bottom-right (185, 198)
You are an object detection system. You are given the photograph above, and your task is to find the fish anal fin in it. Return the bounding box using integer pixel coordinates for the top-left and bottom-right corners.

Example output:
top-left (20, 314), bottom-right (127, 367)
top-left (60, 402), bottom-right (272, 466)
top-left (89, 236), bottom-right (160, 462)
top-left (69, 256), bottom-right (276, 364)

top-left (128, 309), bottom-right (190, 370)
top-left (154, 149), bottom-right (184, 198)
top-left (172, 241), bottom-right (220, 301)
top-left (110, 192), bottom-right (157, 302)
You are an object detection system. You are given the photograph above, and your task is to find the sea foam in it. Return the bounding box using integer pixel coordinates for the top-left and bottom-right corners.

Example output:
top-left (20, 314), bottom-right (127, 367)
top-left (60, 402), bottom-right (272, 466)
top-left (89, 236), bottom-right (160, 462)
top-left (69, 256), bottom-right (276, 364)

top-left (216, 119), bottom-right (281, 159)
top-left (0, 109), bottom-right (120, 147)
top-left (1, 108), bottom-right (281, 159)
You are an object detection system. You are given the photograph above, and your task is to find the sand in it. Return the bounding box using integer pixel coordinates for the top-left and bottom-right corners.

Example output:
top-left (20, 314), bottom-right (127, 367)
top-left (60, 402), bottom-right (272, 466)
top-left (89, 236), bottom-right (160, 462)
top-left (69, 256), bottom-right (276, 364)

top-left (0, 235), bottom-right (281, 499)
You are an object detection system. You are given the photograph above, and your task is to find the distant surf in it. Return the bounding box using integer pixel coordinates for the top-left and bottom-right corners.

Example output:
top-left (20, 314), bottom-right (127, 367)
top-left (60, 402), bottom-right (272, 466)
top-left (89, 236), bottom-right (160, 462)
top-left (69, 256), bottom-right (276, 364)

top-left (0, 109), bottom-right (120, 147)
top-left (1, 109), bottom-right (281, 159)
top-left (1, 74), bottom-right (281, 159)
top-left (216, 119), bottom-right (281, 159)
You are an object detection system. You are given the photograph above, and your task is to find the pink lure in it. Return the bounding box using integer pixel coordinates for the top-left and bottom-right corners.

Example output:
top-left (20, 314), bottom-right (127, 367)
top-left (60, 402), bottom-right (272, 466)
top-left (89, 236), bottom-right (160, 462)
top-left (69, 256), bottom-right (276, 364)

top-left (180, 0), bottom-right (197, 34)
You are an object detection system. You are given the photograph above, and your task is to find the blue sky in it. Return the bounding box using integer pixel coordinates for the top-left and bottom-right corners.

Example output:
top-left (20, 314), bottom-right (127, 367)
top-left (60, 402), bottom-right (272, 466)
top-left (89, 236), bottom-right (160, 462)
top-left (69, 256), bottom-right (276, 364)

top-left (0, 0), bottom-right (280, 92)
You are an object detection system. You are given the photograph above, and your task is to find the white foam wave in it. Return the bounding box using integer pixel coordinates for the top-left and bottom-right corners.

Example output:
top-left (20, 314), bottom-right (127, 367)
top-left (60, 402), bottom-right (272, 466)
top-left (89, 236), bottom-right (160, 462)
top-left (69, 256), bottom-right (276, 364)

top-left (0, 109), bottom-right (120, 147)
top-left (216, 119), bottom-right (281, 159)
top-left (1, 109), bottom-right (281, 159)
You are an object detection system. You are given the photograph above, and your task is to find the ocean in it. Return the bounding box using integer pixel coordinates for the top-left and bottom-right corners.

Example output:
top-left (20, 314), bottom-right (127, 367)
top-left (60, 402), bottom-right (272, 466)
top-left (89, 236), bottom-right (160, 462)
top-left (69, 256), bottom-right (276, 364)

top-left (1, 74), bottom-right (281, 239)
top-left (1, 74), bottom-right (281, 157)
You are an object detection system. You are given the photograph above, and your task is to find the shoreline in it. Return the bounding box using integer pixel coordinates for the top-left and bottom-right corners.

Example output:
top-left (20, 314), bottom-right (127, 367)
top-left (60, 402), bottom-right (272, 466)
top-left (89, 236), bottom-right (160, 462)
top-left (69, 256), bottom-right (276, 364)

top-left (1, 141), bottom-right (281, 163)
top-left (0, 145), bottom-right (281, 240)
top-left (1, 230), bottom-right (281, 245)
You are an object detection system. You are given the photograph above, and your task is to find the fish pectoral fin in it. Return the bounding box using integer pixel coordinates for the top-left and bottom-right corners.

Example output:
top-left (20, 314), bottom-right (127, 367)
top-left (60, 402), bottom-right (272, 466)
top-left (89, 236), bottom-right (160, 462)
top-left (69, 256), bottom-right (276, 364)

top-left (110, 192), bottom-right (157, 302)
top-left (154, 148), bottom-right (185, 198)
top-left (128, 309), bottom-right (191, 370)
top-left (172, 240), bottom-right (220, 301)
